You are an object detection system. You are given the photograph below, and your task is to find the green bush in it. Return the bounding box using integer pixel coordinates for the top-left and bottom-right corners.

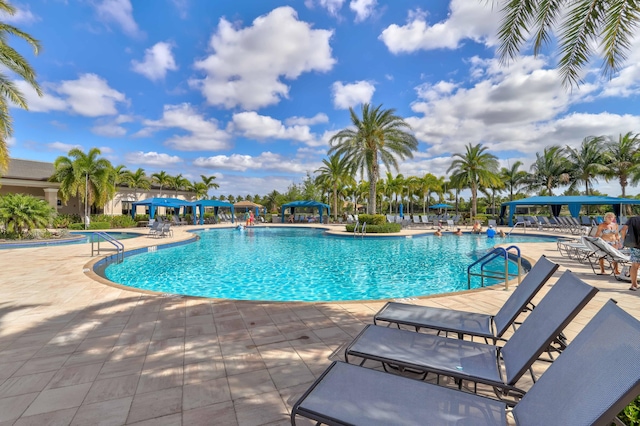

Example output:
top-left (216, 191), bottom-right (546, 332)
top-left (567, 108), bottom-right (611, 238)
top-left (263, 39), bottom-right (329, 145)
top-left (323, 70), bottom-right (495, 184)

top-left (52, 213), bottom-right (77, 228)
top-left (69, 222), bottom-right (111, 230)
top-left (109, 215), bottom-right (136, 228)
top-left (357, 214), bottom-right (387, 225)
top-left (68, 223), bottom-right (84, 230)
top-left (0, 193), bottom-right (55, 238)
top-left (345, 223), bottom-right (401, 233)
top-left (134, 214), bottom-right (149, 221)
top-left (619, 395), bottom-right (640, 425)
top-left (472, 214), bottom-right (488, 224)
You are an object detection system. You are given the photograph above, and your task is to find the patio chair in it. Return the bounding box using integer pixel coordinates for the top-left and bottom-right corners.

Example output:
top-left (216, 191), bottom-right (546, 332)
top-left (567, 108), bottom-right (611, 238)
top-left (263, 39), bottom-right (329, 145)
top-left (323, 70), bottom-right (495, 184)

top-left (291, 300), bottom-right (640, 426)
top-left (373, 256), bottom-right (559, 343)
top-left (148, 220), bottom-right (161, 237)
top-left (345, 270), bottom-right (598, 399)
top-left (583, 236), bottom-right (631, 275)
top-left (157, 223), bottom-right (172, 238)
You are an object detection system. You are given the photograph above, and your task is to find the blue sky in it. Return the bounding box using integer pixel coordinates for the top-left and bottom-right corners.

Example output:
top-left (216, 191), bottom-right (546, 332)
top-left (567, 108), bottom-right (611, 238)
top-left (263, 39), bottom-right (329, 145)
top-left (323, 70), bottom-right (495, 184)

top-left (5, 0), bottom-right (640, 197)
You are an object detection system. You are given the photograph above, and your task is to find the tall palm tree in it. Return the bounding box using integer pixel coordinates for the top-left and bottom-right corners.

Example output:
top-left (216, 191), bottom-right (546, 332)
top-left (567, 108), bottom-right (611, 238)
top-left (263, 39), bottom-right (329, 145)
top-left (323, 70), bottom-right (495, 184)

top-left (109, 164), bottom-right (128, 214)
top-left (51, 148), bottom-right (112, 219)
top-left (500, 161), bottom-right (529, 201)
top-left (404, 175), bottom-right (419, 215)
top-left (564, 136), bottom-right (608, 195)
top-left (315, 153), bottom-right (354, 221)
top-left (385, 172), bottom-right (405, 214)
top-left (447, 143), bottom-right (500, 219)
top-left (151, 171), bottom-right (171, 197)
top-left (528, 145), bottom-right (571, 195)
top-left (496, 0), bottom-right (639, 87)
top-left (0, 0), bottom-right (42, 173)
top-left (329, 103), bottom-right (418, 214)
top-left (603, 132), bottom-right (640, 197)
top-left (125, 168), bottom-right (150, 201)
top-left (418, 173), bottom-right (441, 214)
top-left (265, 190), bottom-right (280, 212)
top-left (169, 173), bottom-right (189, 197)
top-left (190, 181), bottom-right (208, 200)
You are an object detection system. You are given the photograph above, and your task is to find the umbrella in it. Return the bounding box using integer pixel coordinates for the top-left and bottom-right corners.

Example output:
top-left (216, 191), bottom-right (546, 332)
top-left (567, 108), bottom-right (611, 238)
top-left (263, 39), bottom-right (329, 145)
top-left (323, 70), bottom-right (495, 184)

top-left (399, 203), bottom-right (404, 218)
top-left (430, 203), bottom-right (454, 209)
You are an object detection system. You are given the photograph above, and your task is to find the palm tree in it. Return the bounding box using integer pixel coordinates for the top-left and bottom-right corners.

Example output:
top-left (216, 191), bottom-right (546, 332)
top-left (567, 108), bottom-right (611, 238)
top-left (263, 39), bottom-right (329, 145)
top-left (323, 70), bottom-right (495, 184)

top-left (190, 181), bottom-right (208, 200)
top-left (404, 175), bottom-right (419, 215)
top-left (109, 164), bottom-right (128, 214)
top-left (500, 161), bottom-right (529, 201)
top-left (564, 136), bottom-right (608, 195)
top-left (497, 0), bottom-right (639, 87)
top-left (201, 175), bottom-right (220, 193)
top-left (169, 173), bottom-right (189, 197)
top-left (329, 103), bottom-right (418, 214)
top-left (0, 193), bottom-right (53, 237)
top-left (151, 171), bottom-right (171, 197)
top-left (603, 132), bottom-right (640, 197)
top-left (418, 173), bottom-right (442, 214)
top-left (0, 0), bottom-right (42, 173)
top-left (385, 172), bottom-right (404, 214)
top-left (51, 148), bottom-right (112, 219)
top-left (125, 168), bottom-right (150, 201)
top-left (447, 143), bottom-right (500, 219)
top-left (265, 190), bottom-right (280, 212)
top-left (528, 145), bottom-right (571, 195)
top-left (315, 154), bottom-right (354, 221)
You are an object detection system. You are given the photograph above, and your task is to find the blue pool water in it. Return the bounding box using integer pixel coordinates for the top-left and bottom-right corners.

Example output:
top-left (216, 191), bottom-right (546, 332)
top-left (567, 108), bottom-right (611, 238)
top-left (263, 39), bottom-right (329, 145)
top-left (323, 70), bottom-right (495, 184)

top-left (103, 227), bottom-right (555, 302)
top-left (0, 231), bottom-right (141, 249)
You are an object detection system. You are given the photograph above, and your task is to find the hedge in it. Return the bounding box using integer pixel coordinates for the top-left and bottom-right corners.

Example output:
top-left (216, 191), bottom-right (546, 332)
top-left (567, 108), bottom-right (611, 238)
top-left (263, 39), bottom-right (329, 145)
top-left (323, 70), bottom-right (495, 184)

top-left (345, 223), bottom-right (402, 233)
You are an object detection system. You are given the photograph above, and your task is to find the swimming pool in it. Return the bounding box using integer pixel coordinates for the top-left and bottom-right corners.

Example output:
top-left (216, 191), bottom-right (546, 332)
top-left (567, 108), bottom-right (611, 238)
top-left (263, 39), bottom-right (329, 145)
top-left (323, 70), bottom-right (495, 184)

top-left (0, 231), bottom-right (142, 249)
top-left (103, 227), bottom-right (555, 302)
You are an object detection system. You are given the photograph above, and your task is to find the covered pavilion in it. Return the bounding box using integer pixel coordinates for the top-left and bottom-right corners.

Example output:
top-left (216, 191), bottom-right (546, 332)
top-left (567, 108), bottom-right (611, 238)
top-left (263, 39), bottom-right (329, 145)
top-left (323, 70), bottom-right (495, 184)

top-left (500, 195), bottom-right (640, 226)
top-left (130, 197), bottom-right (192, 220)
top-left (192, 199), bottom-right (235, 224)
top-left (281, 200), bottom-right (330, 223)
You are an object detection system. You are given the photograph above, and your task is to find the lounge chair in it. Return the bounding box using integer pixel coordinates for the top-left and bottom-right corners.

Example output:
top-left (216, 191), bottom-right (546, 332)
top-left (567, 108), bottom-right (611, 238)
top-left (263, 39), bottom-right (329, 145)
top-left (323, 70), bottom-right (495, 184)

top-left (373, 255), bottom-right (559, 343)
top-left (157, 223), bottom-right (172, 238)
top-left (345, 270), bottom-right (598, 399)
top-left (291, 300), bottom-right (640, 426)
top-left (583, 236), bottom-right (631, 275)
top-left (148, 220), bottom-right (161, 237)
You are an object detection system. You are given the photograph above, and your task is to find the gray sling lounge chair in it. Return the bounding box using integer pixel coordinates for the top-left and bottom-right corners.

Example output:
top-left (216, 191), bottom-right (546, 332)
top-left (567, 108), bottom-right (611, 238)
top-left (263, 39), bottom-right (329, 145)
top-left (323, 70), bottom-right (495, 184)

top-left (291, 300), bottom-right (639, 426)
top-left (345, 270), bottom-right (598, 399)
top-left (373, 255), bottom-right (559, 343)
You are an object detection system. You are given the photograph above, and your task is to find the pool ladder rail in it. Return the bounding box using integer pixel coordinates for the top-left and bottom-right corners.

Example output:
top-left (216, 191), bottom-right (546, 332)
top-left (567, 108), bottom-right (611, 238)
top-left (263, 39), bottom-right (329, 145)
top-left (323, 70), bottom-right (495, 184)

top-left (90, 232), bottom-right (124, 263)
top-left (353, 221), bottom-right (367, 238)
top-left (467, 245), bottom-right (523, 290)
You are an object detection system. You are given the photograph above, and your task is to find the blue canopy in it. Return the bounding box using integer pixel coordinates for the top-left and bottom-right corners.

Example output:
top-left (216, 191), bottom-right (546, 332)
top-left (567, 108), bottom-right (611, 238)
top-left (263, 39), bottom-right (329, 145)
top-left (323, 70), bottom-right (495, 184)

top-left (281, 200), bottom-right (330, 223)
top-left (430, 203), bottom-right (453, 209)
top-left (500, 195), bottom-right (640, 226)
top-left (131, 197), bottom-right (192, 220)
top-left (191, 200), bottom-right (235, 224)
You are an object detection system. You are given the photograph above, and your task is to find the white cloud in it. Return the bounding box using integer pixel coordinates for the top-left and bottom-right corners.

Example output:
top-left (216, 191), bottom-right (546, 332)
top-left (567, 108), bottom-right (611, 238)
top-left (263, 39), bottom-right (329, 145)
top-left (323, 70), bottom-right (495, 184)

top-left (139, 103), bottom-right (231, 151)
top-left (0, 4), bottom-right (39, 24)
top-left (305, 0), bottom-right (346, 16)
top-left (170, 0), bottom-right (188, 19)
top-left (194, 151), bottom-right (320, 173)
top-left (231, 111), bottom-right (314, 144)
top-left (6, 137), bottom-right (15, 146)
top-left (94, 0), bottom-right (142, 38)
top-left (350, 0), bottom-right (376, 22)
top-left (190, 6), bottom-right (335, 110)
top-left (379, 1), bottom-right (499, 54)
top-left (332, 80), bottom-right (375, 109)
top-left (125, 151), bottom-right (182, 166)
top-left (131, 42), bottom-right (178, 81)
top-left (285, 113), bottom-right (329, 126)
top-left (48, 141), bottom-right (82, 152)
top-left (91, 123), bottom-right (126, 137)
top-left (15, 74), bottom-right (128, 118)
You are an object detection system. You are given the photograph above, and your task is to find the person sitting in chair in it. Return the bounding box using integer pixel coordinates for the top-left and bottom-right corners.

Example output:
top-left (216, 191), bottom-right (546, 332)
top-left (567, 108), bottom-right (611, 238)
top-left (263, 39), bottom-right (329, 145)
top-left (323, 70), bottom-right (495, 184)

top-left (287, 215), bottom-right (295, 223)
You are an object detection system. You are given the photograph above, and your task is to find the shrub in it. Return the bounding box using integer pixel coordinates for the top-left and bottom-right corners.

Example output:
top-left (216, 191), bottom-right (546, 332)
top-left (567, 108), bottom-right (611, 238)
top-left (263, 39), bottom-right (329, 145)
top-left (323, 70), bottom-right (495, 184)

top-left (52, 213), bottom-right (77, 228)
top-left (89, 222), bottom-right (111, 230)
top-left (68, 223), bottom-right (84, 230)
top-left (618, 395), bottom-right (640, 425)
top-left (345, 223), bottom-right (402, 233)
top-left (357, 214), bottom-right (387, 225)
top-left (134, 214), bottom-right (149, 221)
top-left (0, 193), bottom-right (55, 238)
top-left (109, 215), bottom-right (136, 228)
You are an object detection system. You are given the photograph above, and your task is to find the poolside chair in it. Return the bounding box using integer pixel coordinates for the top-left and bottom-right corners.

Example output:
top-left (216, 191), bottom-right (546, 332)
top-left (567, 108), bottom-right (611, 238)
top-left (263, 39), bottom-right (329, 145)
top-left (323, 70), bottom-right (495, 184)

top-left (373, 256), bottom-right (559, 343)
top-left (583, 236), bottom-right (631, 276)
top-left (147, 220), bottom-right (161, 237)
top-left (157, 223), bottom-right (172, 238)
top-left (291, 300), bottom-right (640, 426)
top-left (344, 270), bottom-right (598, 399)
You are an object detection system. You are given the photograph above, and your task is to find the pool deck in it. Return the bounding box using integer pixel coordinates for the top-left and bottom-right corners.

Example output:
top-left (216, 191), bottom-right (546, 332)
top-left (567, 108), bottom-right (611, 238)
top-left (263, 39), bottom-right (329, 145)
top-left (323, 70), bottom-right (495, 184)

top-left (0, 223), bottom-right (638, 425)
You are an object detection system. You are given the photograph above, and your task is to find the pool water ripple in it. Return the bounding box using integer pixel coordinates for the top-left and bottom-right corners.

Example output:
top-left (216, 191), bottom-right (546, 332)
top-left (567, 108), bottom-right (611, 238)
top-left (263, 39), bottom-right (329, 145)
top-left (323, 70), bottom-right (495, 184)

top-left (104, 227), bottom-right (552, 302)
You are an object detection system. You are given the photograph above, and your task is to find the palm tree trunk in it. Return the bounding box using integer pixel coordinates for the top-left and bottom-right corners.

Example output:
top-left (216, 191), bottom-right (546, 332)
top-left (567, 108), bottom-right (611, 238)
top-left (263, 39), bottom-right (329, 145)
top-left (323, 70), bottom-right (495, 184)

top-left (333, 185), bottom-right (338, 221)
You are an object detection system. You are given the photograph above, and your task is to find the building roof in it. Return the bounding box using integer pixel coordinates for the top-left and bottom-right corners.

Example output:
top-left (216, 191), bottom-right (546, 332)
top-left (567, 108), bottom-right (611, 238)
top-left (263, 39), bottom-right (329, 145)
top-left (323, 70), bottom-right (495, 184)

top-left (4, 159), bottom-right (54, 181)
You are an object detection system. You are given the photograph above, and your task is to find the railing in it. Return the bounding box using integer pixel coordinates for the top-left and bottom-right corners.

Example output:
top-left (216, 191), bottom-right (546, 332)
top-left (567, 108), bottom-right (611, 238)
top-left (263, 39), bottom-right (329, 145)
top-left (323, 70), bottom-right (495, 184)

top-left (467, 245), bottom-right (522, 290)
top-left (91, 232), bottom-right (124, 263)
top-left (353, 221), bottom-right (367, 238)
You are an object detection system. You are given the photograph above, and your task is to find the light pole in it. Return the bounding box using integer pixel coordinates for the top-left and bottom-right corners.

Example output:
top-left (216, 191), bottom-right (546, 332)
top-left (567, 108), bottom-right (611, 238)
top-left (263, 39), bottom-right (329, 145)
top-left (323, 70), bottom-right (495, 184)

top-left (84, 172), bottom-right (88, 230)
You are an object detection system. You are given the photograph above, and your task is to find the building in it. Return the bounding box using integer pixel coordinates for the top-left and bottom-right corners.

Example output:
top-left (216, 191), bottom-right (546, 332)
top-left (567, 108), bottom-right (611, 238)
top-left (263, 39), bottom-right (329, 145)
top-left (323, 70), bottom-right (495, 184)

top-left (0, 158), bottom-right (194, 216)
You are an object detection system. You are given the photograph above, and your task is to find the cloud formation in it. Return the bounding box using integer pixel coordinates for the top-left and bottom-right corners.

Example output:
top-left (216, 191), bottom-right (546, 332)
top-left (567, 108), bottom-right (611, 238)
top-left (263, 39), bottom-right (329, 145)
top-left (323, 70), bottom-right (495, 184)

top-left (131, 42), bottom-right (178, 81)
top-left (125, 151), bottom-right (182, 166)
top-left (194, 151), bottom-right (321, 173)
top-left (190, 6), bottom-right (335, 110)
top-left (94, 0), bottom-right (142, 38)
top-left (0, 4), bottom-right (39, 24)
top-left (350, 0), bottom-right (377, 22)
top-left (332, 80), bottom-right (375, 109)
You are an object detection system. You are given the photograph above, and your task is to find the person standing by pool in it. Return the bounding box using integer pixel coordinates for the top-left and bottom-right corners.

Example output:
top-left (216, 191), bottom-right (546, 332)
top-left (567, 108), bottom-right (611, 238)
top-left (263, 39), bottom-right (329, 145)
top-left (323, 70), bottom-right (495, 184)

top-left (249, 210), bottom-right (255, 226)
top-left (595, 212), bottom-right (621, 275)
top-left (621, 215), bottom-right (640, 291)
top-left (245, 211), bottom-right (251, 226)
top-left (486, 225), bottom-right (496, 238)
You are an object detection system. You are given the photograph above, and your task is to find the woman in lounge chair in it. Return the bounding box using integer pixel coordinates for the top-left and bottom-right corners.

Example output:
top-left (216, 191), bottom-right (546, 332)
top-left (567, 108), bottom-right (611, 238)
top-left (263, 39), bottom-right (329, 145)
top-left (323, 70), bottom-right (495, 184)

top-left (287, 214), bottom-right (295, 223)
top-left (595, 212), bottom-right (621, 275)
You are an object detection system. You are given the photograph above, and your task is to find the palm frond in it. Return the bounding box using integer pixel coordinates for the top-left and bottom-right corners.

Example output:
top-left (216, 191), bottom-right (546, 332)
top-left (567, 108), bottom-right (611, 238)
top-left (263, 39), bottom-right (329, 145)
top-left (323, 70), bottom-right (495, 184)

top-left (497, 0), bottom-right (537, 64)
top-left (601, 0), bottom-right (640, 80)
top-left (532, 0), bottom-right (564, 55)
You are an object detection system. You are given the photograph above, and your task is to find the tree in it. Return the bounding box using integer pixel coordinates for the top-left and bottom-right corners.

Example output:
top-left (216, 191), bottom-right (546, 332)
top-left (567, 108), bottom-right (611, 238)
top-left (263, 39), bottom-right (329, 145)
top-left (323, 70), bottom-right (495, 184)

top-left (329, 103), bottom-right (418, 214)
top-left (51, 148), bottom-right (112, 219)
top-left (200, 174), bottom-right (219, 193)
top-left (0, 0), bottom-right (42, 173)
top-left (565, 136), bottom-right (608, 195)
top-left (190, 181), bottom-right (208, 200)
top-left (447, 143), bottom-right (500, 219)
top-left (169, 173), bottom-right (189, 197)
top-left (265, 190), bottom-right (281, 212)
top-left (496, 0), bottom-right (640, 87)
top-left (125, 168), bottom-right (150, 201)
top-left (316, 154), bottom-right (355, 220)
top-left (0, 193), bottom-right (54, 237)
top-left (151, 171), bottom-right (171, 197)
top-left (528, 145), bottom-right (571, 195)
top-left (500, 161), bottom-right (529, 201)
top-left (418, 173), bottom-right (442, 214)
top-left (109, 164), bottom-right (128, 214)
top-left (603, 132), bottom-right (640, 197)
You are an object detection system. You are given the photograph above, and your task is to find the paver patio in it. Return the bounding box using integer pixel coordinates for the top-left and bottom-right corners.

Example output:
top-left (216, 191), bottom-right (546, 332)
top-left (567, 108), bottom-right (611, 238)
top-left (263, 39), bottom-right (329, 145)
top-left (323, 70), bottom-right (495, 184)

top-left (1, 224), bottom-right (638, 425)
